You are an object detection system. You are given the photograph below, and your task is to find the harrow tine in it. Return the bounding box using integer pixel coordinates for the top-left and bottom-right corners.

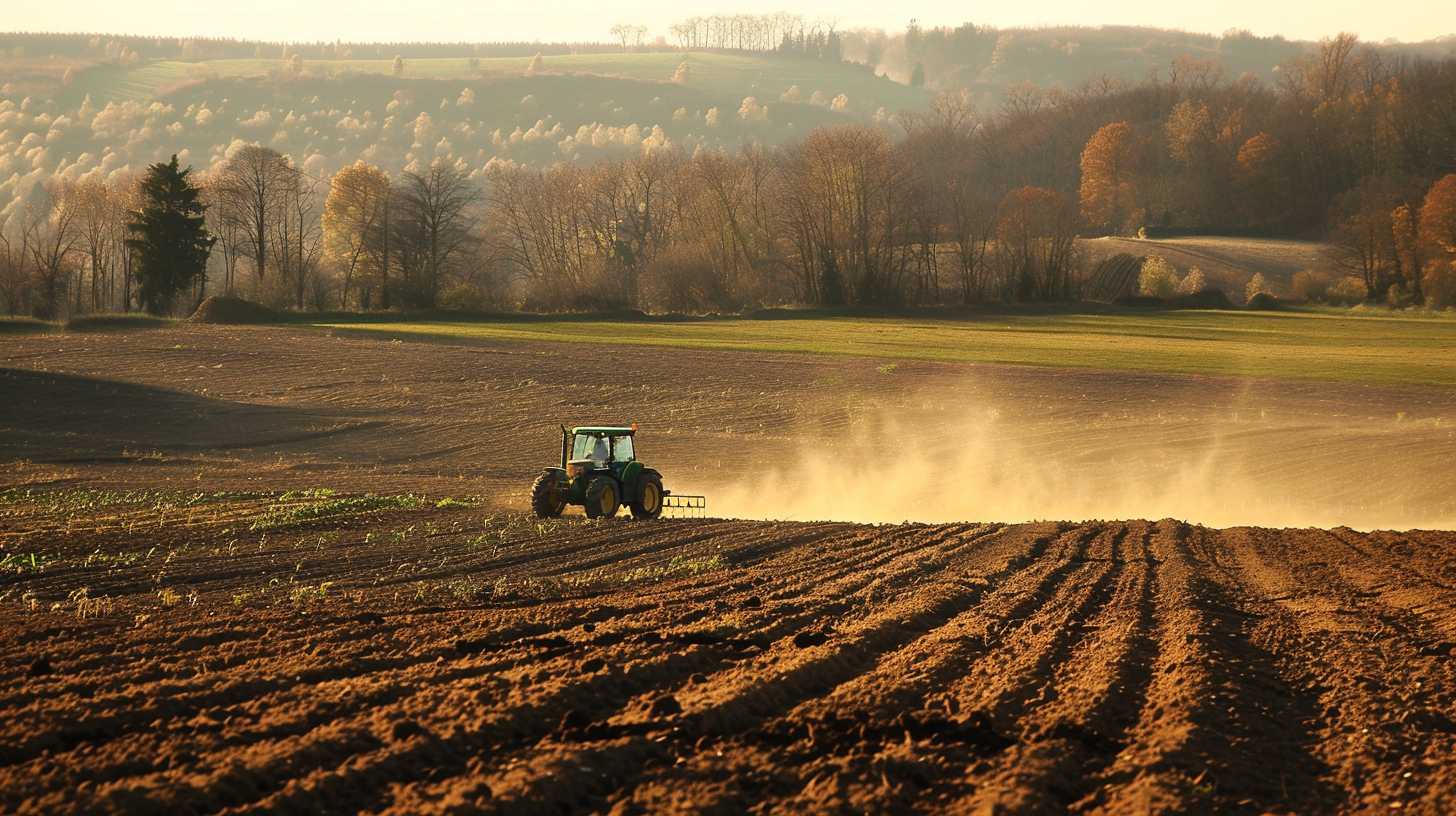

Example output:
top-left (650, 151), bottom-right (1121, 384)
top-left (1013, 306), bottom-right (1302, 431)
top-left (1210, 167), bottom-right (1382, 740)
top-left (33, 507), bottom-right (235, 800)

top-left (663, 494), bottom-right (707, 519)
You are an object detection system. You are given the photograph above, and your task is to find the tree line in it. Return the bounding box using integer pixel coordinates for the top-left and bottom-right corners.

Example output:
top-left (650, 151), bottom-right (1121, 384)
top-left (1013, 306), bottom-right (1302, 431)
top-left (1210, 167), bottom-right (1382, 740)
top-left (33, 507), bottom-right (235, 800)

top-left (6, 34), bottom-right (1456, 317)
top-left (1066, 34), bottom-right (1456, 303)
top-left (0, 32), bottom-right (647, 63)
top-left (666, 14), bottom-right (843, 61)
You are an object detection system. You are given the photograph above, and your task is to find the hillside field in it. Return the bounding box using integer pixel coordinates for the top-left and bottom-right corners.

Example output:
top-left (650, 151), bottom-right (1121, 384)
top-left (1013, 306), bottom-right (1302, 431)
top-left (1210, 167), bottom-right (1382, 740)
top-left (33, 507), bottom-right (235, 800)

top-left (65, 52), bottom-right (925, 108)
top-left (315, 308), bottom-right (1456, 387)
top-left (1079, 235), bottom-right (1333, 294)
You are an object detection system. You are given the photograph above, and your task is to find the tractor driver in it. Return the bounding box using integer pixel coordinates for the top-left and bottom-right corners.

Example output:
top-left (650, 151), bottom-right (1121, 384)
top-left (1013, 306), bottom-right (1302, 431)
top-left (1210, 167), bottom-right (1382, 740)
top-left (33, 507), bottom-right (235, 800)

top-left (591, 435), bottom-right (610, 462)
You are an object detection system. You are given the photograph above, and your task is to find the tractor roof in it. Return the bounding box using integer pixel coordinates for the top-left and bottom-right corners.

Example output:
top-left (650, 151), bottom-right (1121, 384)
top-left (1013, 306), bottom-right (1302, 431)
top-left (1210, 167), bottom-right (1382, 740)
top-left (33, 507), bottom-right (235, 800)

top-left (571, 426), bottom-right (635, 436)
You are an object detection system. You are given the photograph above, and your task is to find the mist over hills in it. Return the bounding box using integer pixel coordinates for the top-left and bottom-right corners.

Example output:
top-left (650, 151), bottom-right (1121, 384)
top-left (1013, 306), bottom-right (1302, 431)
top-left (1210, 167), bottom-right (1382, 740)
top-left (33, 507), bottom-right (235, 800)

top-left (1, 23), bottom-right (1452, 189)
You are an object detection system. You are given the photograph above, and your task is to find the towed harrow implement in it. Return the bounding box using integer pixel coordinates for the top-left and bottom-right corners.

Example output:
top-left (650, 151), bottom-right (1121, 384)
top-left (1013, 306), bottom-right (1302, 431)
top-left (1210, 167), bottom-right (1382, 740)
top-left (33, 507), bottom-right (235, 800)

top-left (662, 493), bottom-right (707, 518)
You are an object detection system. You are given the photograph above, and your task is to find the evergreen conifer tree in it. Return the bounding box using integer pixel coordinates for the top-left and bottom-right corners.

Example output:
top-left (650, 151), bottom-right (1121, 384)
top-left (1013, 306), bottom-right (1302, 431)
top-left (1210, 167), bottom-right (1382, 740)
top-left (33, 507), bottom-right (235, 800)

top-left (125, 155), bottom-right (214, 314)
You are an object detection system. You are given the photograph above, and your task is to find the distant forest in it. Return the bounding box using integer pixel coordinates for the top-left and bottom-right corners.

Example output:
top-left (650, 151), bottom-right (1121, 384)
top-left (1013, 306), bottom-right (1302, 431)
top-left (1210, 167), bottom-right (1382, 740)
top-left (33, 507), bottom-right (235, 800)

top-left (5, 20), bottom-right (1454, 92)
top-left (2, 23), bottom-right (1456, 317)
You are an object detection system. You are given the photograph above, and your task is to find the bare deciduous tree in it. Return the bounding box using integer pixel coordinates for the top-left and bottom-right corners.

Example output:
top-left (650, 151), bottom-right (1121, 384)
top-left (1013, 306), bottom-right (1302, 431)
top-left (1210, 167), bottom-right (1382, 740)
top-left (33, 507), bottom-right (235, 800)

top-left (394, 162), bottom-right (481, 307)
top-left (24, 181), bottom-right (83, 319)
top-left (213, 145), bottom-right (294, 286)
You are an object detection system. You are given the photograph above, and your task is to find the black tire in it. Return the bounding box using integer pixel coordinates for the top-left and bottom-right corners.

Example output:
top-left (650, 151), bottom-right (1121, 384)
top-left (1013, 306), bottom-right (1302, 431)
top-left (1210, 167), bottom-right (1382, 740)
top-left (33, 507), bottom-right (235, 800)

top-left (530, 472), bottom-right (565, 518)
top-left (631, 471), bottom-right (664, 520)
top-left (584, 477), bottom-right (620, 519)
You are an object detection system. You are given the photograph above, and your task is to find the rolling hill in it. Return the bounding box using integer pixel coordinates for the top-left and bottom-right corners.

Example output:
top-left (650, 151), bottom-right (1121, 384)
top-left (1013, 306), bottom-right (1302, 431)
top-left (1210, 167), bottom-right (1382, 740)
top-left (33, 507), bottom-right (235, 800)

top-left (1079, 236), bottom-right (1333, 297)
top-left (59, 51), bottom-right (928, 112)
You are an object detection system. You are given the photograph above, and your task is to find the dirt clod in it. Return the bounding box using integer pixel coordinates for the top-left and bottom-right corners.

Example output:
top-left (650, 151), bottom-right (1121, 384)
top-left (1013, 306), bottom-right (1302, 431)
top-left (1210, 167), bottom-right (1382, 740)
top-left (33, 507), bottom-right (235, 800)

top-left (648, 694), bottom-right (682, 718)
top-left (391, 720), bottom-right (426, 741)
top-left (793, 630), bottom-right (829, 648)
top-left (558, 709), bottom-right (590, 732)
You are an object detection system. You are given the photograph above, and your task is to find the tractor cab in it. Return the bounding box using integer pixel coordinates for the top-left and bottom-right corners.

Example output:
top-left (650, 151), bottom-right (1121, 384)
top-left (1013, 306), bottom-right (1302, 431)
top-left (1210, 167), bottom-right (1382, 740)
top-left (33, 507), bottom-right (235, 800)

top-left (564, 426), bottom-right (639, 490)
top-left (567, 427), bottom-right (635, 474)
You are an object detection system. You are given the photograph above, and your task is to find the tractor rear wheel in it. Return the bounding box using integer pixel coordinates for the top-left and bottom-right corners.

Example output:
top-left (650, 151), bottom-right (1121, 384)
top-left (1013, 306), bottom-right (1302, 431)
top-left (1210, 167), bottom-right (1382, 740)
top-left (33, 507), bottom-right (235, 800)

top-left (584, 477), bottom-right (620, 519)
top-left (530, 472), bottom-right (565, 518)
top-left (631, 471), bottom-right (664, 520)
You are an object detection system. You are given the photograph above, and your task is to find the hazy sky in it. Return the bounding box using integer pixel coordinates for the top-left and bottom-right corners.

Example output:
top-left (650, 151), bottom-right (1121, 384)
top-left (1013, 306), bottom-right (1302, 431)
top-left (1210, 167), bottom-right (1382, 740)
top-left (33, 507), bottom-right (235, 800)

top-left (10, 0), bottom-right (1455, 45)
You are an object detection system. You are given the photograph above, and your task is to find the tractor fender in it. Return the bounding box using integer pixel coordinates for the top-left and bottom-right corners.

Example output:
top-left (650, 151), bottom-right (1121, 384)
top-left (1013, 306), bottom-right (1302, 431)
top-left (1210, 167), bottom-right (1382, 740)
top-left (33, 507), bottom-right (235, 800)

top-left (540, 467), bottom-right (568, 498)
top-left (619, 461), bottom-right (644, 498)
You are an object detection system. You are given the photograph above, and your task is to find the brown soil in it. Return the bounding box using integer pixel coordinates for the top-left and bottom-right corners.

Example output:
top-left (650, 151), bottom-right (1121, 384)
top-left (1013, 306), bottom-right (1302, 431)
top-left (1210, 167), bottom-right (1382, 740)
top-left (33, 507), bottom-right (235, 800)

top-left (1, 499), bottom-right (1454, 814)
top-left (2, 324), bottom-right (1455, 812)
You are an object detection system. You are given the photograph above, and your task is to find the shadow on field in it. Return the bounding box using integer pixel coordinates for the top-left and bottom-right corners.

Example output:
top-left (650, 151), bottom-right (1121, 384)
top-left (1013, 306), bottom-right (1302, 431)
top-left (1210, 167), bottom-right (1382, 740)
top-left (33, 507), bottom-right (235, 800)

top-left (0, 368), bottom-right (360, 463)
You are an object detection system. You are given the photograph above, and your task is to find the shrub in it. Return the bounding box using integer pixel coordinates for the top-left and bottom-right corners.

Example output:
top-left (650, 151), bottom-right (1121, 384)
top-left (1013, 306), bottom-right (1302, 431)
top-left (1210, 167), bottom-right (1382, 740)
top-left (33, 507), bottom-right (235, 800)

top-left (1138, 255), bottom-right (1179, 299)
top-left (1170, 287), bottom-right (1232, 309)
top-left (1290, 269), bottom-right (1332, 302)
top-left (439, 282), bottom-right (490, 312)
top-left (1387, 284), bottom-right (1415, 308)
top-left (1424, 260), bottom-right (1456, 308)
top-left (1176, 267), bottom-right (1207, 295)
top-left (1244, 272), bottom-right (1271, 303)
top-left (1246, 272), bottom-right (1281, 304)
top-left (1326, 275), bottom-right (1369, 305)
top-left (250, 273), bottom-right (297, 310)
top-left (190, 296), bottom-right (278, 324)
top-left (1246, 291), bottom-right (1280, 310)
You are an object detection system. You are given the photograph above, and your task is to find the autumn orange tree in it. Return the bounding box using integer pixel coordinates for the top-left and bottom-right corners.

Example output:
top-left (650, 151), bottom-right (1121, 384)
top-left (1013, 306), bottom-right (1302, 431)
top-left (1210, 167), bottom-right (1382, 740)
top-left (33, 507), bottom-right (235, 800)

top-left (1078, 121), bottom-right (1140, 234)
top-left (1235, 132), bottom-right (1284, 229)
top-left (1391, 203), bottom-right (1423, 304)
top-left (1419, 174), bottom-right (1456, 306)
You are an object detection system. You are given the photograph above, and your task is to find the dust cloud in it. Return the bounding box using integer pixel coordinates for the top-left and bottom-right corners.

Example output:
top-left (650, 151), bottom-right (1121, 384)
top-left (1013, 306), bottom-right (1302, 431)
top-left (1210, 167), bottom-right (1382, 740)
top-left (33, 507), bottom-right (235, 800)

top-left (700, 384), bottom-right (1456, 531)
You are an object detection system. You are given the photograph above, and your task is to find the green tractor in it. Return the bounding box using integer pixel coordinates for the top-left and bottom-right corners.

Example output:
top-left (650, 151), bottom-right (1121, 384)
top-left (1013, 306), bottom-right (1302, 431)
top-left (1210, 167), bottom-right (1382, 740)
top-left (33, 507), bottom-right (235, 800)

top-left (530, 425), bottom-right (703, 519)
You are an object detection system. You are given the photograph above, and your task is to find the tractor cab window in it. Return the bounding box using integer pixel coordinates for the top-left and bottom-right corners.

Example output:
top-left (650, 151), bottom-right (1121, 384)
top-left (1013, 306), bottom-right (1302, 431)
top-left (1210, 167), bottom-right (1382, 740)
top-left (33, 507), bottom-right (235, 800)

top-left (572, 433), bottom-right (610, 463)
top-left (613, 436), bottom-right (635, 462)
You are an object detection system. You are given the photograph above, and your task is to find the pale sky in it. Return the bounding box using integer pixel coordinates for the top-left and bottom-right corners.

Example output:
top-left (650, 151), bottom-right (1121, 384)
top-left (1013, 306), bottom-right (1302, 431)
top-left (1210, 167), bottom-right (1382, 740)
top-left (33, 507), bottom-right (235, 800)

top-left (9, 0), bottom-right (1455, 45)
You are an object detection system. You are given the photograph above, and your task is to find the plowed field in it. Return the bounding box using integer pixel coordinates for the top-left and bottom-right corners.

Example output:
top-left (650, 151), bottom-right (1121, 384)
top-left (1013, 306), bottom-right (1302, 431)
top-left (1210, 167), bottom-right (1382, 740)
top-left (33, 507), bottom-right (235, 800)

top-left (2, 494), bottom-right (1455, 814)
top-left (3, 325), bottom-right (1456, 812)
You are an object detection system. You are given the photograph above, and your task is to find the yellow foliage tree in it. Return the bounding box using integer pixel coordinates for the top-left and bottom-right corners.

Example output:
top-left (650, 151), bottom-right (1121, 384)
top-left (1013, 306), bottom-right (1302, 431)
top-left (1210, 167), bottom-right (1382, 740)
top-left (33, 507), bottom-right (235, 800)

top-left (323, 161), bottom-right (391, 309)
top-left (1078, 121), bottom-right (1139, 234)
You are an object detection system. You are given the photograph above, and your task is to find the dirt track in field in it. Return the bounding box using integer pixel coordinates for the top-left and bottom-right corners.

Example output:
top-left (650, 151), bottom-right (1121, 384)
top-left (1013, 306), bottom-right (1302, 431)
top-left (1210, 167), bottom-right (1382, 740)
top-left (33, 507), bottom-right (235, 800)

top-left (1, 494), bottom-right (1455, 814)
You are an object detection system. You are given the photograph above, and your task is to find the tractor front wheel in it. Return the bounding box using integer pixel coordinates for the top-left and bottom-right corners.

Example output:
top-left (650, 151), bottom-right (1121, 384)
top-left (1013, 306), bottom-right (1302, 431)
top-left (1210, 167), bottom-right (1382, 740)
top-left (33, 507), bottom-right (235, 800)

top-left (530, 472), bottom-right (566, 518)
top-left (584, 477), bottom-right (620, 519)
top-left (631, 471), bottom-right (664, 520)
